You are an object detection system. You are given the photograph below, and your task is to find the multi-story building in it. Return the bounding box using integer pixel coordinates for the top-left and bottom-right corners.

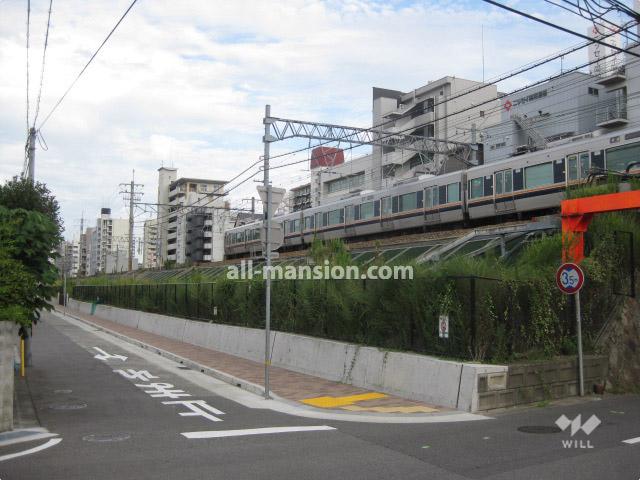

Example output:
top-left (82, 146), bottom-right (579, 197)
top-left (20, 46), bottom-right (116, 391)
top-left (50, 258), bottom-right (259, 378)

top-left (302, 77), bottom-right (499, 207)
top-left (483, 71), bottom-right (613, 163)
top-left (156, 168), bottom-right (229, 265)
top-left (88, 208), bottom-right (129, 274)
top-left (55, 240), bottom-right (79, 278)
top-left (142, 218), bottom-right (159, 269)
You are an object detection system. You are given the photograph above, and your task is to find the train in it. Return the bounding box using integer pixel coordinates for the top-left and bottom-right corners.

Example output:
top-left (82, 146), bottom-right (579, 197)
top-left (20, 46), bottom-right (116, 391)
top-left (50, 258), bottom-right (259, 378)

top-left (224, 126), bottom-right (640, 258)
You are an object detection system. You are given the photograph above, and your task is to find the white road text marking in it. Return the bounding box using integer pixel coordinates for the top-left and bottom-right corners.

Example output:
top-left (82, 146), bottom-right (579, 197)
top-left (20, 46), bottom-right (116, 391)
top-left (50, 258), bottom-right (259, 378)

top-left (93, 347), bottom-right (127, 361)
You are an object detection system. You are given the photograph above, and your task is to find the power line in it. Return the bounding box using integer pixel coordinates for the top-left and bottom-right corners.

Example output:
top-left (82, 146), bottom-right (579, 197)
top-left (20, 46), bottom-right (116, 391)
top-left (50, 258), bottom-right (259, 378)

top-left (25, 0), bottom-right (30, 133)
top-left (38, 0), bottom-right (140, 130)
top-left (482, 0), bottom-right (640, 58)
top-left (268, 47), bottom-right (628, 173)
top-left (32, 0), bottom-right (54, 128)
top-left (267, 22), bottom-right (632, 166)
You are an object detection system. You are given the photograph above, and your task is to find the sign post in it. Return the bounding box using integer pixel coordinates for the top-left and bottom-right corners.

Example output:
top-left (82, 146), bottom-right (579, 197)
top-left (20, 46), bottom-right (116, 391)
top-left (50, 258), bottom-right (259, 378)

top-left (556, 262), bottom-right (585, 396)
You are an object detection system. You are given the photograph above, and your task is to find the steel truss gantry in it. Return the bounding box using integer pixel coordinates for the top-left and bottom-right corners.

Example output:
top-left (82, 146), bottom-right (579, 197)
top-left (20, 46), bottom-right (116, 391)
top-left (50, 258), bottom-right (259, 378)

top-left (265, 115), bottom-right (475, 173)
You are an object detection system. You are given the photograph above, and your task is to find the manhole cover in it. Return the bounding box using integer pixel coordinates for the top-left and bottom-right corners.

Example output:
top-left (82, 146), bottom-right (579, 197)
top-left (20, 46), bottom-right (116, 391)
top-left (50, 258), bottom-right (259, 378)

top-left (83, 433), bottom-right (130, 443)
top-left (53, 389), bottom-right (73, 394)
top-left (517, 425), bottom-right (562, 434)
top-left (49, 402), bottom-right (87, 410)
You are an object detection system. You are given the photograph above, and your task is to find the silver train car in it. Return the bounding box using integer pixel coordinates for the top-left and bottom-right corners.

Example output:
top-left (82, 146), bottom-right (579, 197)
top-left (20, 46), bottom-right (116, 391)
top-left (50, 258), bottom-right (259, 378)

top-left (225, 126), bottom-right (640, 258)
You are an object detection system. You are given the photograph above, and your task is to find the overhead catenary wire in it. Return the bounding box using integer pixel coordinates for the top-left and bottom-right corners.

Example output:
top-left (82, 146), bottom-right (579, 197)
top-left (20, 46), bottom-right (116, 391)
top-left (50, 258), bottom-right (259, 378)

top-left (37, 0), bottom-right (140, 130)
top-left (32, 0), bottom-right (54, 128)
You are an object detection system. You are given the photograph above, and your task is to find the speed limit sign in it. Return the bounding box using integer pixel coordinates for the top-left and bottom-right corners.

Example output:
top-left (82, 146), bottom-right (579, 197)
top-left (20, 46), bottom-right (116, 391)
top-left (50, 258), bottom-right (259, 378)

top-left (556, 263), bottom-right (585, 294)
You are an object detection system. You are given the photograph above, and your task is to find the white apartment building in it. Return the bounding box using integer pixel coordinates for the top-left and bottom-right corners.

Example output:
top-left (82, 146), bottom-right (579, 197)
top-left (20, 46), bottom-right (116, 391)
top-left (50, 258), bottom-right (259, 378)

top-left (305, 77), bottom-right (500, 207)
top-left (88, 208), bottom-right (129, 274)
top-left (56, 240), bottom-right (80, 278)
top-left (156, 168), bottom-right (229, 265)
top-left (142, 218), bottom-right (159, 269)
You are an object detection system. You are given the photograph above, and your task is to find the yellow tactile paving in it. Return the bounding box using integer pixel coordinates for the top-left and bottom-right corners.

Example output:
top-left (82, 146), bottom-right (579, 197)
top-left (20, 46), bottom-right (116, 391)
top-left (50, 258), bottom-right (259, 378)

top-left (340, 405), bottom-right (439, 414)
top-left (301, 392), bottom-right (387, 408)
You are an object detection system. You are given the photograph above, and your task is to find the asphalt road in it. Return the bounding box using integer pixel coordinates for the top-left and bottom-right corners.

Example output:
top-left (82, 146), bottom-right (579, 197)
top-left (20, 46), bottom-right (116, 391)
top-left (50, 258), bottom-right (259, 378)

top-left (1, 310), bottom-right (639, 480)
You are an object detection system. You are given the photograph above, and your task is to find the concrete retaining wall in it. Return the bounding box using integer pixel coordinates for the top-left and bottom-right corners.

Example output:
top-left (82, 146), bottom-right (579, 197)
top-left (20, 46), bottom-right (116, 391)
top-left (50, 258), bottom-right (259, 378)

top-left (0, 321), bottom-right (18, 432)
top-left (476, 356), bottom-right (608, 410)
top-left (67, 299), bottom-right (508, 411)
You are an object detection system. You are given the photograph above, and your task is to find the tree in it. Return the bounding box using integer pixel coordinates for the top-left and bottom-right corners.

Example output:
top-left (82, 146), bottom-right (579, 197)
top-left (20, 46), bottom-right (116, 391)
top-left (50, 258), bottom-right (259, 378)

top-left (0, 205), bottom-right (61, 327)
top-left (0, 177), bottom-right (63, 237)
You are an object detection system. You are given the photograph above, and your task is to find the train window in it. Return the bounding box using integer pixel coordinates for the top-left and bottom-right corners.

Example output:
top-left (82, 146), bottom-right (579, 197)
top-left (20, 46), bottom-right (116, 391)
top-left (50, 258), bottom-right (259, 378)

top-left (345, 205), bottom-right (355, 223)
top-left (392, 196), bottom-right (399, 213)
top-left (360, 201), bottom-right (376, 220)
top-left (425, 186), bottom-right (439, 208)
top-left (469, 178), bottom-right (484, 198)
top-left (399, 192), bottom-right (418, 212)
top-left (524, 162), bottom-right (553, 188)
top-left (327, 209), bottom-right (344, 226)
top-left (304, 216), bottom-right (314, 230)
top-left (446, 182), bottom-right (460, 203)
top-left (381, 197), bottom-right (392, 215)
top-left (288, 220), bottom-right (299, 233)
top-left (606, 142), bottom-right (640, 172)
top-left (494, 170), bottom-right (512, 194)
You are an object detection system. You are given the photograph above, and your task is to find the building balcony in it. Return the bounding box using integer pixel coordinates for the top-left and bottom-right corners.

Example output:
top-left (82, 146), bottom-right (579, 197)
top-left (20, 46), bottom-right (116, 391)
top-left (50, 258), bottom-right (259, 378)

top-left (596, 97), bottom-right (628, 128)
top-left (595, 62), bottom-right (626, 86)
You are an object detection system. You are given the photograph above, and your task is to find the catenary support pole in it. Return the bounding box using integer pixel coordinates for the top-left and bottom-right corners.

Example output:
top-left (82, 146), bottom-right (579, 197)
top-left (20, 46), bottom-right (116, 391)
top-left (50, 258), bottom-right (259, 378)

top-left (263, 104), bottom-right (272, 400)
top-left (575, 290), bottom-right (584, 396)
top-left (128, 174), bottom-right (134, 271)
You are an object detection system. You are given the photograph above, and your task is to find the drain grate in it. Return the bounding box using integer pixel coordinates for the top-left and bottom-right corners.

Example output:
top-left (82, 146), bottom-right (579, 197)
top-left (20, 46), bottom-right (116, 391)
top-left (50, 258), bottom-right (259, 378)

top-left (53, 389), bottom-right (73, 394)
top-left (177, 366), bottom-right (190, 370)
top-left (517, 425), bottom-right (562, 434)
top-left (49, 402), bottom-right (87, 410)
top-left (83, 433), bottom-right (130, 443)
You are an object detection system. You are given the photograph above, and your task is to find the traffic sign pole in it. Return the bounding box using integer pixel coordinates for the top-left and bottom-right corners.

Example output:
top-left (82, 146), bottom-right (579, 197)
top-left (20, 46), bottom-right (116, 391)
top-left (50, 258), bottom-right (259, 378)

top-left (556, 262), bottom-right (585, 397)
top-left (575, 290), bottom-right (584, 397)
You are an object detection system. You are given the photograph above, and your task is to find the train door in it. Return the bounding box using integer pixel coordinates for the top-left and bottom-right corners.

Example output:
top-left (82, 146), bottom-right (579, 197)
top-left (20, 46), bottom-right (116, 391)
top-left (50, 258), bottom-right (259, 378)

top-left (566, 151), bottom-right (590, 184)
top-left (424, 185), bottom-right (441, 225)
top-left (380, 196), bottom-right (393, 231)
top-left (494, 168), bottom-right (515, 214)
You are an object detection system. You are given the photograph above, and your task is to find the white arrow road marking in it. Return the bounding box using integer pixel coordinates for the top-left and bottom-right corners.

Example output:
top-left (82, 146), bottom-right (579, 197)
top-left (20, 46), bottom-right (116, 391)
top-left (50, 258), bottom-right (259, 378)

top-left (622, 436), bottom-right (640, 444)
top-left (182, 425), bottom-right (336, 439)
top-left (0, 438), bottom-right (62, 462)
top-left (93, 347), bottom-right (127, 361)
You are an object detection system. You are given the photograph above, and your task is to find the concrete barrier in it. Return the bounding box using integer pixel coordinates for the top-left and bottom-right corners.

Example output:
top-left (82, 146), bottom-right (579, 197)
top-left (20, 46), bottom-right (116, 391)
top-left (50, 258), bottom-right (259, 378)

top-left (66, 298), bottom-right (506, 411)
top-left (0, 321), bottom-right (18, 432)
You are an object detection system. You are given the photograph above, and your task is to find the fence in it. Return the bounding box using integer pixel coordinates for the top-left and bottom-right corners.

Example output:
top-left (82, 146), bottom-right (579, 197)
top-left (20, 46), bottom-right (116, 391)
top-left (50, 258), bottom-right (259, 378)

top-left (72, 269), bottom-right (617, 363)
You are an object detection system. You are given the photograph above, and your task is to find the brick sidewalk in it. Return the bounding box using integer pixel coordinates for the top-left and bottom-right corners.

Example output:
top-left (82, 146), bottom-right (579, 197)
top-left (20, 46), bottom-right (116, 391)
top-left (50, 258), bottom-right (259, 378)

top-left (53, 305), bottom-right (443, 414)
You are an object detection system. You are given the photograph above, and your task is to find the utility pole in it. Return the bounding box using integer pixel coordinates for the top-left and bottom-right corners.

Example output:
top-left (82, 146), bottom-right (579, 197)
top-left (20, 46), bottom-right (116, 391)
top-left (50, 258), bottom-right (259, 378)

top-left (120, 170), bottom-right (144, 272)
top-left (27, 127), bottom-right (37, 181)
top-left (263, 104), bottom-right (273, 400)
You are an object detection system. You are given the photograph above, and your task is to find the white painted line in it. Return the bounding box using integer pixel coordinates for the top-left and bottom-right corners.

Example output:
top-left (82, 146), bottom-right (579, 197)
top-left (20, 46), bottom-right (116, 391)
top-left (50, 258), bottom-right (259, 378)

top-left (0, 438), bottom-right (62, 462)
top-left (622, 436), bottom-right (640, 445)
top-left (182, 425), bottom-right (336, 439)
top-left (0, 432), bottom-right (58, 448)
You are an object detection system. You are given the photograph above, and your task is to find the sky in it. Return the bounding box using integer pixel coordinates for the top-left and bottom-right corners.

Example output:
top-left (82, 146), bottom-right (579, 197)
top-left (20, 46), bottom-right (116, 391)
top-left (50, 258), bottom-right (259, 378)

top-left (0, 0), bottom-right (626, 241)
